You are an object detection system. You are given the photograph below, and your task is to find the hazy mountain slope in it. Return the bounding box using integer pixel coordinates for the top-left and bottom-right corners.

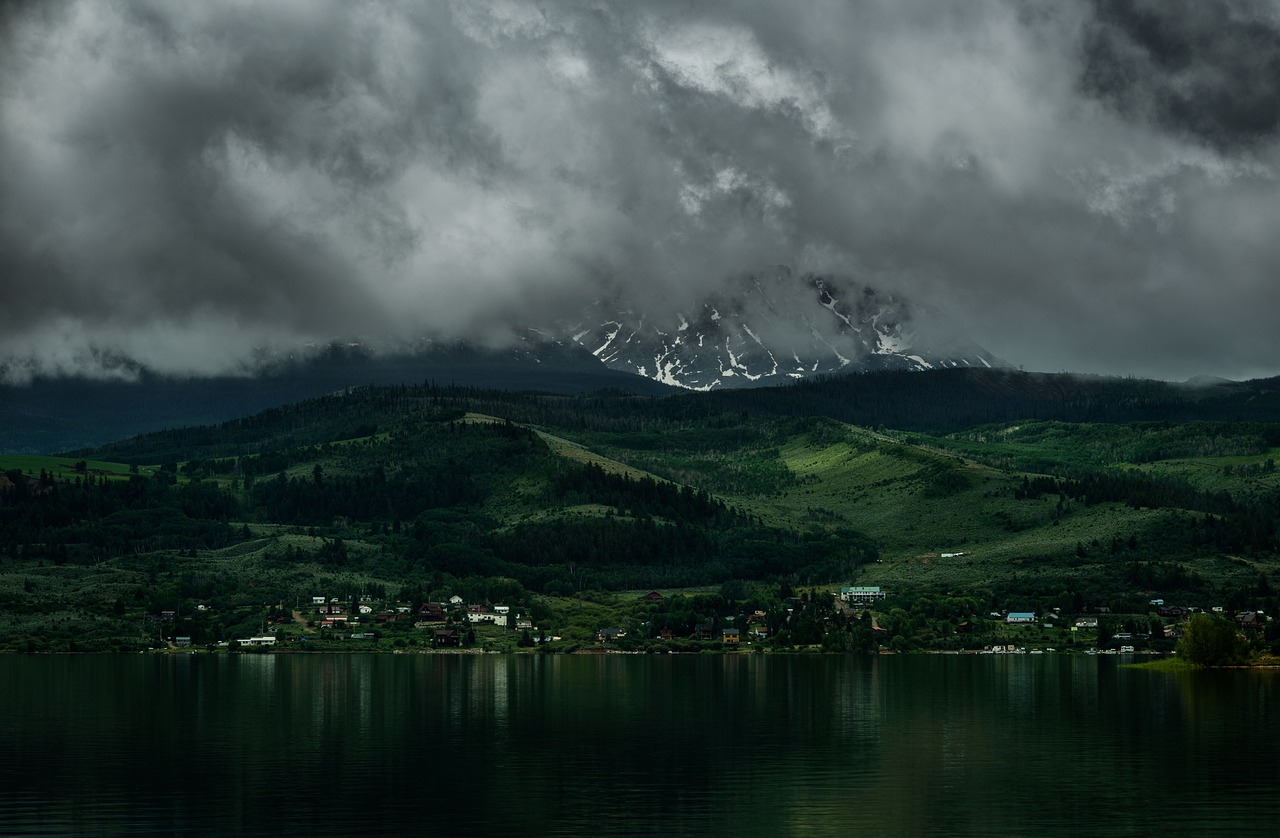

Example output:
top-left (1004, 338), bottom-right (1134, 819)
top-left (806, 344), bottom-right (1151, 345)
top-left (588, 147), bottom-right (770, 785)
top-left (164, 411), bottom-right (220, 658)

top-left (0, 343), bottom-right (671, 454)
top-left (550, 272), bottom-right (1003, 390)
top-left (698, 369), bottom-right (1280, 432)
top-left (67, 369), bottom-right (1280, 466)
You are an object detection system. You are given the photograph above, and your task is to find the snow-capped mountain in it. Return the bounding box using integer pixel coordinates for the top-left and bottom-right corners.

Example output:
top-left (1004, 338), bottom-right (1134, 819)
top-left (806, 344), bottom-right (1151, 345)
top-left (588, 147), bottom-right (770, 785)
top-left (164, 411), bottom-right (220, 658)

top-left (543, 271), bottom-right (1003, 390)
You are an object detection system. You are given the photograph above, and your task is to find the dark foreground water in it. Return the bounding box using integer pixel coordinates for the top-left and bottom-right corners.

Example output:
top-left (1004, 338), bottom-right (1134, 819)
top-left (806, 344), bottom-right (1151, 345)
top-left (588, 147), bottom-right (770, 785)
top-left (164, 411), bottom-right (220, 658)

top-left (0, 653), bottom-right (1276, 836)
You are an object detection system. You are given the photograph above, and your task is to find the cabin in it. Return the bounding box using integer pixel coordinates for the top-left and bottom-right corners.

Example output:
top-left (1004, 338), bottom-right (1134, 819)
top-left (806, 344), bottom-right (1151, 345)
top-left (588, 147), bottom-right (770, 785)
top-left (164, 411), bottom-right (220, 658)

top-left (639, 591), bottom-right (664, 602)
top-left (692, 623), bottom-right (715, 641)
top-left (1235, 612), bottom-right (1266, 631)
top-left (433, 629), bottom-right (461, 648)
top-left (1006, 612), bottom-right (1036, 624)
top-left (417, 603), bottom-right (446, 622)
top-left (597, 627), bottom-right (627, 642)
top-left (722, 628), bottom-right (741, 645)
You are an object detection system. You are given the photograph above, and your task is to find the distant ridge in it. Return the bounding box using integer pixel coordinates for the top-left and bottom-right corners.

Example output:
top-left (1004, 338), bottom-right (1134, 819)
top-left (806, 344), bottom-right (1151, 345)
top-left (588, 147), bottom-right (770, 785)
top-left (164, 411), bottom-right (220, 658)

top-left (696, 368), bottom-right (1280, 432)
top-left (65, 368), bottom-right (1280, 464)
top-left (0, 343), bottom-right (670, 454)
top-left (1183, 374), bottom-right (1237, 387)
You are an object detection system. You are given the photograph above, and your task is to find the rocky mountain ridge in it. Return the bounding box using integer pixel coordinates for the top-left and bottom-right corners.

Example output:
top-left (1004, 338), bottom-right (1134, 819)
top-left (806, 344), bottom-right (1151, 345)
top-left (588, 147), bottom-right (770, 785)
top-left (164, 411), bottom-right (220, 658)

top-left (544, 272), bottom-right (1003, 390)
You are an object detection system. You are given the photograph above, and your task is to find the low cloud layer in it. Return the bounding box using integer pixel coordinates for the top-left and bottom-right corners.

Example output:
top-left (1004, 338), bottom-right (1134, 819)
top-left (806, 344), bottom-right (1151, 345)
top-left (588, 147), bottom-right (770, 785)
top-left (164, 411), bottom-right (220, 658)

top-left (3, 0), bottom-right (1280, 383)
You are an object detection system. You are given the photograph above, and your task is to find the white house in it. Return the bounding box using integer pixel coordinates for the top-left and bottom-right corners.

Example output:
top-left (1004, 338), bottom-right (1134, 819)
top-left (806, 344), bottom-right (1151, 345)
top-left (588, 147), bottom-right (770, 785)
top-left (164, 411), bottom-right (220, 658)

top-left (840, 586), bottom-right (886, 603)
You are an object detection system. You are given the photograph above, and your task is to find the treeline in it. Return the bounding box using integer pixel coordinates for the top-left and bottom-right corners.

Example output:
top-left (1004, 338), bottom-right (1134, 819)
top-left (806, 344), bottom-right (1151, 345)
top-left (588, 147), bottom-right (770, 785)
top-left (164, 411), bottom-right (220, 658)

top-left (701, 369), bottom-right (1280, 432)
top-left (1015, 472), bottom-right (1237, 514)
top-left (547, 462), bottom-right (751, 527)
top-left (1, 470), bottom-right (238, 562)
top-left (282, 515), bottom-right (875, 592)
top-left (1224, 460), bottom-right (1277, 478)
top-left (76, 370), bottom-right (1280, 467)
top-left (1015, 473), bottom-right (1280, 554)
top-left (941, 420), bottom-right (1280, 471)
top-left (77, 385), bottom-right (467, 464)
top-left (247, 420), bottom-right (543, 524)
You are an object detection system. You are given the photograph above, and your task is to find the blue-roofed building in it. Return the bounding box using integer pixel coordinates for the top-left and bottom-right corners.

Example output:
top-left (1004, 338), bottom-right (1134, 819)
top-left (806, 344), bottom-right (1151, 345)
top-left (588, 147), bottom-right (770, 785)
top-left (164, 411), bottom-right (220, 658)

top-left (1006, 612), bottom-right (1036, 624)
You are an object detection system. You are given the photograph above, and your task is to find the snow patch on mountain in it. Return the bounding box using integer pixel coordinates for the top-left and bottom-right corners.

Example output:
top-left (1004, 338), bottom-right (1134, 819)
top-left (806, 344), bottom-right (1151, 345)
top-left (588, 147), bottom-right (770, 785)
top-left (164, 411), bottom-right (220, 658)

top-left (548, 271), bottom-right (1003, 390)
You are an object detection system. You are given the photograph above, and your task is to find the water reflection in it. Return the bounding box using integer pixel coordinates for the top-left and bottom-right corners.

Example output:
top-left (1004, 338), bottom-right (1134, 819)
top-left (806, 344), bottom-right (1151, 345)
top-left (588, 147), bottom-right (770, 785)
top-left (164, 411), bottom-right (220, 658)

top-left (0, 654), bottom-right (1276, 835)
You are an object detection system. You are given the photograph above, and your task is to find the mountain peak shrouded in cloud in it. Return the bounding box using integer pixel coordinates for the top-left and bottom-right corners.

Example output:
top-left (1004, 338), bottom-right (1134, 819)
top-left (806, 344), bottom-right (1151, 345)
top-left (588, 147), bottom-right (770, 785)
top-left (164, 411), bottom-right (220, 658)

top-left (2, 0), bottom-right (1280, 386)
top-left (550, 270), bottom-right (1004, 390)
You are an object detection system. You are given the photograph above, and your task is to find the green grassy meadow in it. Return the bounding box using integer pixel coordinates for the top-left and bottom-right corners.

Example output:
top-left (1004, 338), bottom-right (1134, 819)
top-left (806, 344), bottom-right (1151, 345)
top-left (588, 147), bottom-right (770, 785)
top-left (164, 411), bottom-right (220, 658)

top-left (0, 454), bottom-right (142, 480)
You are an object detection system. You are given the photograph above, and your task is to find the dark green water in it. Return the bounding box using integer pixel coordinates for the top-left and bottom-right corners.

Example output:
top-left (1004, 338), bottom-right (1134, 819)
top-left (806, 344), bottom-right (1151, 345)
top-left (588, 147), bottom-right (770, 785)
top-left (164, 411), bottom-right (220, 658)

top-left (0, 654), bottom-right (1276, 836)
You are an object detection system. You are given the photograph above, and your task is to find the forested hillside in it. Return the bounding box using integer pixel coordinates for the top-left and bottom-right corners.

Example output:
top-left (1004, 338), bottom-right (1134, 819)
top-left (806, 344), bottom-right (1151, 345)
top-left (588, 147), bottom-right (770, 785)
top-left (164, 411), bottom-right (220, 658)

top-left (1, 373), bottom-right (1278, 653)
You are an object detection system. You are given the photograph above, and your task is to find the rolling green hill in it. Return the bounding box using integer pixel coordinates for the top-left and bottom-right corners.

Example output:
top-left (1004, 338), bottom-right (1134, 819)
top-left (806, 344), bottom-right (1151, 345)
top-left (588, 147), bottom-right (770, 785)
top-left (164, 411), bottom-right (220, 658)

top-left (2, 376), bottom-right (1278, 652)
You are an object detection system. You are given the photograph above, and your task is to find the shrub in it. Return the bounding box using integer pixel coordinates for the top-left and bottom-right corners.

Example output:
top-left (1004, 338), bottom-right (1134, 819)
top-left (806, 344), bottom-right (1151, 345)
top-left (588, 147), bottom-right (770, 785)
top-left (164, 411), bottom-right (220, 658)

top-left (1176, 613), bottom-right (1246, 666)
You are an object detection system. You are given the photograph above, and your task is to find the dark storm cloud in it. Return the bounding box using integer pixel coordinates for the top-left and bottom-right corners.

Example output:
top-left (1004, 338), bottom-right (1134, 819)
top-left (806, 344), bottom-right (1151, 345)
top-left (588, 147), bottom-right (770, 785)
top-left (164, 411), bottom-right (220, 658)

top-left (2, 0), bottom-right (1280, 383)
top-left (1083, 0), bottom-right (1280, 150)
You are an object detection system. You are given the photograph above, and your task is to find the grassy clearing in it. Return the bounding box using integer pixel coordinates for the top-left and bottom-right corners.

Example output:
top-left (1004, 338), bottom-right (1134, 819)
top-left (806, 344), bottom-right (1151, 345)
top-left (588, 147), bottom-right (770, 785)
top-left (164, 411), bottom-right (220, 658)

top-left (1124, 447), bottom-right (1280, 494)
top-left (533, 415), bottom-right (1280, 596)
top-left (466, 411), bottom-right (670, 484)
top-left (534, 430), bottom-right (664, 482)
top-left (0, 454), bottom-right (141, 480)
top-left (622, 420), bottom-right (1158, 563)
top-left (1125, 657), bottom-right (1196, 671)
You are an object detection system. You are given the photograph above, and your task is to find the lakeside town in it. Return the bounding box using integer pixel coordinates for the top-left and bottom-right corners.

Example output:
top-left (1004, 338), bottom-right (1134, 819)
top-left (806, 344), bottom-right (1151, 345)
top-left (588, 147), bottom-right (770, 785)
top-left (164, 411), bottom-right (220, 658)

top-left (135, 583), bottom-right (1276, 658)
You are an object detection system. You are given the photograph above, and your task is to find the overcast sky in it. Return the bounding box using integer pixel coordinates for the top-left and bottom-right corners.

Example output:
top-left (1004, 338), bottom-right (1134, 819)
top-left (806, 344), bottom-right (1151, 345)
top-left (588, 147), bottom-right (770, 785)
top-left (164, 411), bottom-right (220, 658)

top-left (3, 0), bottom-right (1280, 384)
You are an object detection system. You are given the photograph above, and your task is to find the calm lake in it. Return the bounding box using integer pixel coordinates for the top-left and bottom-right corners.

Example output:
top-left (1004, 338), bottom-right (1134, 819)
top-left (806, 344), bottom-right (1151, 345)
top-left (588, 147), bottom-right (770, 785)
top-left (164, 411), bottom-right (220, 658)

top-left (0, 653), bottom-right (1276, 836)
